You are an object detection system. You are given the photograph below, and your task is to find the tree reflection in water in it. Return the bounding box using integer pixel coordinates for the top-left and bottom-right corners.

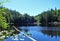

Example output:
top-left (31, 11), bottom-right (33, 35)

top-left (41, 30), bottom-right (60, 38)
top-left (24, 29), bottom-right (28, 33)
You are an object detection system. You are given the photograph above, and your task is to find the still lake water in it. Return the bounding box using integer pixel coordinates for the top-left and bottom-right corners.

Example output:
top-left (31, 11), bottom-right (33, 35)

top-left (5, 26), bottom-right (60, 41)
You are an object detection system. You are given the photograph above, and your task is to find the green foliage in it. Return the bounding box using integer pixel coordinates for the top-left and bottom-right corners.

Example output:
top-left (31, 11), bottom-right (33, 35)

top-left (0, 8), bottom-right (8, 29)
top-left (35, 8), bottom-right (60, 26)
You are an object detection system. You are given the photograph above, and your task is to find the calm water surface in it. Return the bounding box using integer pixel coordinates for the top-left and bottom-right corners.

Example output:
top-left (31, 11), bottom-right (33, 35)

top-left (5, 26), bottom-right (60, 41)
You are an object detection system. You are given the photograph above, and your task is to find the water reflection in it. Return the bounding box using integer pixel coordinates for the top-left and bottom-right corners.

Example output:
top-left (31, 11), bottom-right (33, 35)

top-left (41, 30), bottom-right (60, 37)
top-left (20, 27), bottom-right (28, 33)
top-left (5, 26), bottom-right (60, 41)
top-left (20, 26), bottom-right (60, 37)
top-left (24, 28), bottom-right (28, 33)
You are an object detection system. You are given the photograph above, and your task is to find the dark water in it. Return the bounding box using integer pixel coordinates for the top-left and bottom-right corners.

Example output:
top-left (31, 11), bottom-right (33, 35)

top-left (5, 26), bottom-right (60, 41)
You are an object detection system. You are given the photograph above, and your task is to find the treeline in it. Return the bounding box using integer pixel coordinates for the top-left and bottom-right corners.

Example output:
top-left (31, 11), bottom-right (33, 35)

top-left (0, 7), bottom-right (60, 30)
top-left (14, 14), bottom-right (36, 26)
top-left (35, 8), bottom-right (60, 27)
top-left (0, 7), bottom-right (36, 30)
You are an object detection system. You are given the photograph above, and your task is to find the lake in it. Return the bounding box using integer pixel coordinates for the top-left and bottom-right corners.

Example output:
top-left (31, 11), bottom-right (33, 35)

top-left (5, 26), bottom-right (60, 41)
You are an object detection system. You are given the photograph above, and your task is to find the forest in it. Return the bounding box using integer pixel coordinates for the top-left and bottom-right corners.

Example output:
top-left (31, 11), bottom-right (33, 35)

top-left (0, 7), bottom-right (60, 31)
top-left (0, 6), bottom-right (60, 41)
top-left (35, 8), bottom-right (60, 27)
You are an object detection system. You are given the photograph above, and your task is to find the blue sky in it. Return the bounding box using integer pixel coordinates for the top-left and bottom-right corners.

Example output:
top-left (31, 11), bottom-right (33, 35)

top-left (2, 0), bottom-right (60, 16)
